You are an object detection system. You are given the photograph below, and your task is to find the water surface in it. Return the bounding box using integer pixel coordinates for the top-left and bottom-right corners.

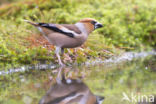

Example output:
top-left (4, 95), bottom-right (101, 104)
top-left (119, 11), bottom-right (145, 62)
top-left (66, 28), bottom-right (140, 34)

top-left (0, 52), bottom-right (156, 104)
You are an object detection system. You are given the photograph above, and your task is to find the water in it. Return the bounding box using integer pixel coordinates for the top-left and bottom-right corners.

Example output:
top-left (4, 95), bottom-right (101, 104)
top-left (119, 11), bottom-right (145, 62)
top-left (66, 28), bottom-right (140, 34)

top-left (0, 52), bottom-right (156, 104)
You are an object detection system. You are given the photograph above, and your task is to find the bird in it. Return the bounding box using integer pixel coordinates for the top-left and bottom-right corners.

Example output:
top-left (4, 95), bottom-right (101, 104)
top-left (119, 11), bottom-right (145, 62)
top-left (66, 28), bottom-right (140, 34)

top-left (24, 18), bottom-right (103, 66)
top-left (39, 67), bottom-right (104, 104)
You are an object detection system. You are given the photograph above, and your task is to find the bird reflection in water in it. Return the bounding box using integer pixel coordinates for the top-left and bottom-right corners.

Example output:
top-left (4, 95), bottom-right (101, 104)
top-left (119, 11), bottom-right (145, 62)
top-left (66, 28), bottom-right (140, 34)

top-left (39, 67), bottom-right (104, 104)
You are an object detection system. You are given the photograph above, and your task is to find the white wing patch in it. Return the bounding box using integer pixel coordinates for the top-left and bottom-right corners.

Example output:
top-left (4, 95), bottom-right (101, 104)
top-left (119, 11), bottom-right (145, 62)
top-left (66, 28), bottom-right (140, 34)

top-left (60, 26), bottom-right (81, 38)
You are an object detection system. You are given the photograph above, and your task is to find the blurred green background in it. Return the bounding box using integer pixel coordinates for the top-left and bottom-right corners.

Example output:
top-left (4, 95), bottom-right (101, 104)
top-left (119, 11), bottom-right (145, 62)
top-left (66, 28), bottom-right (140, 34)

top-left (0, 0), bottom-right (156, 66)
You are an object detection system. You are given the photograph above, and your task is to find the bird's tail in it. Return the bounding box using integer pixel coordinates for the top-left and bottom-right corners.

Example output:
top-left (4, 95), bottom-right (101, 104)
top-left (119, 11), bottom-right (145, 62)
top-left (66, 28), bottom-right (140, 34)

top-left (23, 20), bottom-right (39, 26)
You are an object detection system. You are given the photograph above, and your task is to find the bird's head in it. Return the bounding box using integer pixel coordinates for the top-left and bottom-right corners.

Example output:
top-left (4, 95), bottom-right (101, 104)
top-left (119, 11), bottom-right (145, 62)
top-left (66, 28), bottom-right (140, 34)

top-left (76, 18), bottom-right (103, 35)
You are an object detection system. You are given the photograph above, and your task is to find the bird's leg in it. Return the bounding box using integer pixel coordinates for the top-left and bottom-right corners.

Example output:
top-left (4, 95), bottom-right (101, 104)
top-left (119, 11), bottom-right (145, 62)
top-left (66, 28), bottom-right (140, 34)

top-left (56, 67), bottom-right (63, 84)
top-left (55, 47), bottom-right (64, 66)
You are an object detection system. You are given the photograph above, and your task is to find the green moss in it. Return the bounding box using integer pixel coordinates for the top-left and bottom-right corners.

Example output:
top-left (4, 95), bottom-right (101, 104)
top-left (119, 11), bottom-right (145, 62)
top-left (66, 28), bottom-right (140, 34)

top-left (0, 0), bottom-right (155, 67)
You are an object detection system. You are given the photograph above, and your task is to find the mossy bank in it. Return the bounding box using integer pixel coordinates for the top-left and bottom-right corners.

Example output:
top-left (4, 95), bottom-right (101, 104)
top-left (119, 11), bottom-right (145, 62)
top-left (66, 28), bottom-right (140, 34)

top-left (0, 0), bottom-right (156, 69)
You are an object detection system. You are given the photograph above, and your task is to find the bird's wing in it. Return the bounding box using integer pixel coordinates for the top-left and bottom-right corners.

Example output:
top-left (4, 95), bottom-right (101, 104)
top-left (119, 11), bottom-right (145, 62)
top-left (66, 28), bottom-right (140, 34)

top-left (61, 24), bottom-right (82, 34)
top-left (46, 91), bottom-right (77, 104)
top-left (38, 23), bottom-right (81, 38)
top-left (24, 20), bottom-right (82, 38)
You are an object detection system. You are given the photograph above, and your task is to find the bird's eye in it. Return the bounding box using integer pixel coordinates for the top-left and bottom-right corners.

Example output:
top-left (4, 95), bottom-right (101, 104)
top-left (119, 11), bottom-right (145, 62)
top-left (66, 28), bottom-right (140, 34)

top-left (91, 21), bottom-right (97, 25)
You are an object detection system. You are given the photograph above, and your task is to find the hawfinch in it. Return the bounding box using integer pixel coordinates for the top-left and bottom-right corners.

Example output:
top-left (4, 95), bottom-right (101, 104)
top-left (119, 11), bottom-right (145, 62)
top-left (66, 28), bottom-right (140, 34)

top-left (25, 18), bottom-right (103, 66)
top-left (39, 69), bottom-right (104, 104)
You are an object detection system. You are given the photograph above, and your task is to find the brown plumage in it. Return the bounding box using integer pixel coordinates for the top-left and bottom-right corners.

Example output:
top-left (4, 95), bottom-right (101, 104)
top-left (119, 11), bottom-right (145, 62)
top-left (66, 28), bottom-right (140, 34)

top-left (24, 18), bottom-right (103, 66)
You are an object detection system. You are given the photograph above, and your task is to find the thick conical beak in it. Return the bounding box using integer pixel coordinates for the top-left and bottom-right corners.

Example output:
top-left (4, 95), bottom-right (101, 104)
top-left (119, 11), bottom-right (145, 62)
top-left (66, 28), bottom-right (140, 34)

top-left (95, 22), bottom-right (103, 29)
